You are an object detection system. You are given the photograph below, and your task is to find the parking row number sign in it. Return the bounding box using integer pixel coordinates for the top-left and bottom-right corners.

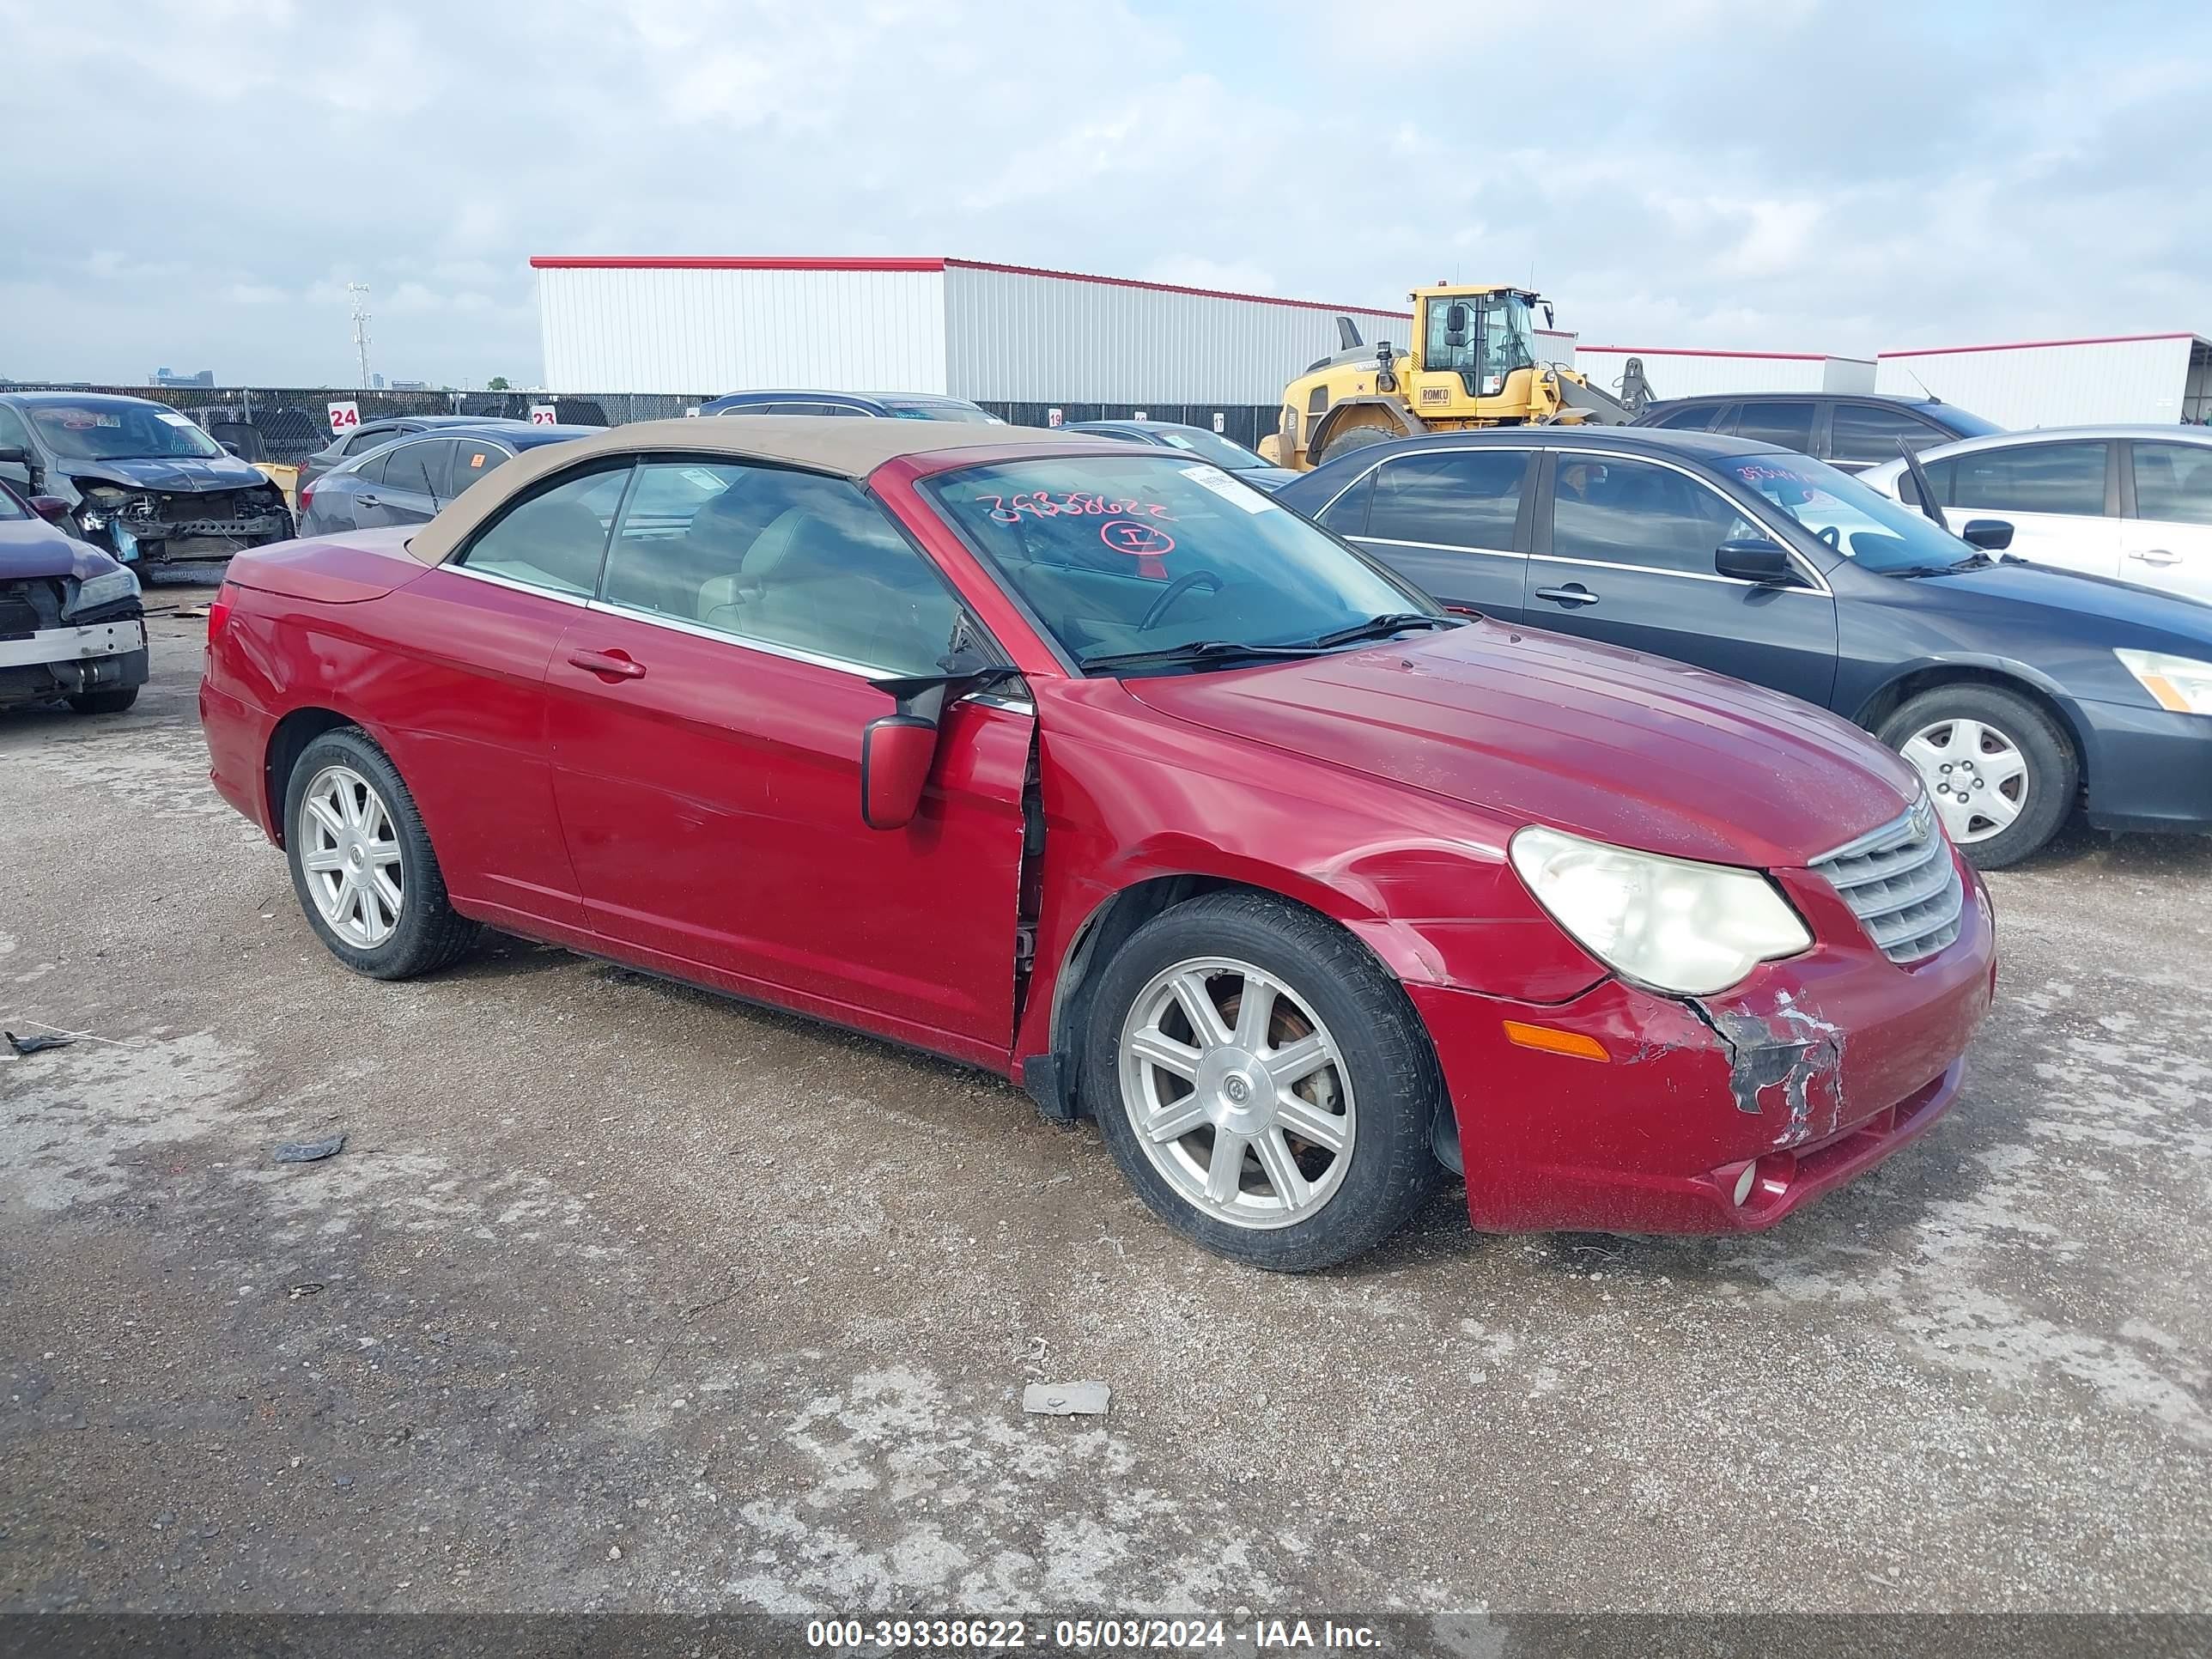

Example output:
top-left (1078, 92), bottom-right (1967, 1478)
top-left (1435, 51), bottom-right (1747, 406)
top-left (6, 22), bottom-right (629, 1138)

top-left (528, 404), bottom-right (559, 425)
top-left (326, 401), bottom-right (360, 435)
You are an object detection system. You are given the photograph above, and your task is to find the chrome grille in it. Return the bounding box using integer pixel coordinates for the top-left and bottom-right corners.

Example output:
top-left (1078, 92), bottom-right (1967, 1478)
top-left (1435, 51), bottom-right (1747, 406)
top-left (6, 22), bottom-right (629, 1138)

top-left (1812, 798), bottom-right (1964, 965)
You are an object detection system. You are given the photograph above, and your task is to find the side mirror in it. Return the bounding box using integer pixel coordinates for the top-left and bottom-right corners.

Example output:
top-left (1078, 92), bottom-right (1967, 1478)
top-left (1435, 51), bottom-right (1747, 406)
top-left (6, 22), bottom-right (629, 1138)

top-left (1960, 519), bottom-right (2014, 551)
top-left (0, 445), bottom-right (32, 479)
top-left (1443, 303), bottom-right (1469, 333)
top-left (1715, 537), bottom-right (1796, 585)
top-left (860, 714), bottom-right (939, 830)
top-left (27, 495), bottom-right (71, 526)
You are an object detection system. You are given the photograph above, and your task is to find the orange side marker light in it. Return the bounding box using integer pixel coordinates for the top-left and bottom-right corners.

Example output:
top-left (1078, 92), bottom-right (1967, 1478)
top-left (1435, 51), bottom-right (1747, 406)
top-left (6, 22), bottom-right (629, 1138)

top-left (1502, 1021), bottom-right (1610, 1063)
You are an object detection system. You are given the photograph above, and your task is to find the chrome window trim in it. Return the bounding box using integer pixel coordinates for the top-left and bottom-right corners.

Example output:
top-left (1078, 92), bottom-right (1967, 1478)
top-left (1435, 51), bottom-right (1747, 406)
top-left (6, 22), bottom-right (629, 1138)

top-left (441, 560), bottom-right (597, 607)
top-left (1356, 535), bottom-right (1520, 560)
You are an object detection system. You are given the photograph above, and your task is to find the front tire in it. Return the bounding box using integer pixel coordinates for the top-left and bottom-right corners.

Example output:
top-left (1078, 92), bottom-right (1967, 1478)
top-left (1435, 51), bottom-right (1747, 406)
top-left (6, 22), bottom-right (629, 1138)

top-left (283, 726), bottom-right (480, 979)
top-left (1314, 422), bottom-right (1399, 466)
top-left (1876, 684), bottom-right (2075, 869)
top-left (1084, 891), bottom-right (1446, 1271)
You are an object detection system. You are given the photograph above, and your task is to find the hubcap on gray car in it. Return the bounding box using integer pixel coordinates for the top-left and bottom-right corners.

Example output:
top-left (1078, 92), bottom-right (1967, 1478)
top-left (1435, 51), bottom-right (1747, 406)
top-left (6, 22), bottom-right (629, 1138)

top-left (1117, 956), bottom-right (1354, 1230)
top-left (299, 764), bottom-right (404, 949)
top-left (1901, 718), bottom-right (2029, 844)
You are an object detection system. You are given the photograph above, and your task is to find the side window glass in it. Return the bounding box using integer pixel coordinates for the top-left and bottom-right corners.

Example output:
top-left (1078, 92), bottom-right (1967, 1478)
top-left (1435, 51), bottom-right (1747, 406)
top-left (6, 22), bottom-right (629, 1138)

top-left (1316, 468), bottom-right (1374, 537)
top-left (1731, 401), bottom-right (1816, 450)
top-left (1831, 404), bottom-right (1948, 465)
top-left (387, 440), bottom-right (454, 501)
top-left (1952, 442), bottom-right (2106, 516)
top-left (603, 461), bottom-right (961, 675)
top-left (450, 441), bottom-right (509, 489)
top-left (2130, 443), bottom-right (2212, 526)
top-left (1549, 456), bottom-right (1755, 575)
top-left (1899, 458), bottom-right (1955, 508)
top-left (0, 404), bottom-right (33, 453)
top-left (1365, 450), bottom-right (1528, 549)
top-left (455, 464), bottom-right (631, 596)
top-left (355, 449), bottom-right (392, 486)
top-left (342, 428), bottom-right (386, 456)
top-left (1650, 404), bottom-right (1717, 431)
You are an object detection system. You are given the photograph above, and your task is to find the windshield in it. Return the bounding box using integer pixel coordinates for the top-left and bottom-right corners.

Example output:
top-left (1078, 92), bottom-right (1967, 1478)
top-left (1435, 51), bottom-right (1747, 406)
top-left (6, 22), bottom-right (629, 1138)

top-left (1421, 293), bottom-right (1537, 393)
top-left (921, 454), bottom-right (1433, 672)
top-left (1715, 452), bottom-right (1979, 574)
top-left (1148, 427), bottom-right (1272, 471)
top-left (27, 401), bottom-right (226, 461)
top-left (882, 399), bottom-right (1001, 424)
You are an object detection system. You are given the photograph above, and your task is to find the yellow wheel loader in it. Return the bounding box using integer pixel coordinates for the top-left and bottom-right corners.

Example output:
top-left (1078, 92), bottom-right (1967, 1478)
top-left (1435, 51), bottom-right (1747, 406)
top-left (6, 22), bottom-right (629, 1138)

top-left (1260, 284), bottom-right (1654, 470)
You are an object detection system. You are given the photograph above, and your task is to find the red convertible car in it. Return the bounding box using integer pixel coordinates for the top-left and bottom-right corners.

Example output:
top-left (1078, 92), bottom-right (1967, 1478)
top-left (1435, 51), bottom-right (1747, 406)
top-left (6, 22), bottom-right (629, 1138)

top-left (200, 419), bottom-right (1997, 1269)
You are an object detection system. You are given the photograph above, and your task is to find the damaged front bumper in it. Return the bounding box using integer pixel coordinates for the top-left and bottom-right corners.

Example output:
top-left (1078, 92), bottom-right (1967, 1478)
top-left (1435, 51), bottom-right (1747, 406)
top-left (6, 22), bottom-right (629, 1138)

top-left (1411, 860), bottom-right (1997, 1234)
top-left (0, 620), bottom-right (149, 708)
top-left (79, 497), bottom-right (293, 566)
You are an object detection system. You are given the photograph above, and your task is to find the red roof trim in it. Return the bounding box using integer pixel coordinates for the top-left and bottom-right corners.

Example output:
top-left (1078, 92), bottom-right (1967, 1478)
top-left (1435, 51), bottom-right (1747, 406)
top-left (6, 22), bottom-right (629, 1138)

top-left (527, 253), bottom-right (1411, 319)
top-left (943, 258), bottom-right (1409, 319)
top-left (1877, 331), bottom-right (2200, 358)
top-left (529, 256), bottom-right (948, 272)
top-left (1576, 345), bottom-right (1837, 362)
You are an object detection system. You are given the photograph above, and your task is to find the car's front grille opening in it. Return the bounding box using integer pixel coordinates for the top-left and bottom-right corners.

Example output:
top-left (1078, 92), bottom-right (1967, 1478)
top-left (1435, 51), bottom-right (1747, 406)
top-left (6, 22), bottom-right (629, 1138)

top-left (1812, 799), bottom-right (1965, 965)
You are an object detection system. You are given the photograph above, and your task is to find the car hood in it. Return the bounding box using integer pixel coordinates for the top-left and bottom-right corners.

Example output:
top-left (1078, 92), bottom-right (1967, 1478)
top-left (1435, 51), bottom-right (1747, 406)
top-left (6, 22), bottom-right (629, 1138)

top-left (65, 453), bottom-right (270, 494)
top-left (1123, 621), bottom-right (1921, 868)
top-left (0, 518), bottom-right (122, 582)
top-left (1907, 559), bottom-right (2212, 647)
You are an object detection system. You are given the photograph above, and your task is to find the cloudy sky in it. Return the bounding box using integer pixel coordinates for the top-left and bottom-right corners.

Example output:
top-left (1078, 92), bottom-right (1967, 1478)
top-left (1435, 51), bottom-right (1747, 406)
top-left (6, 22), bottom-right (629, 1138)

top-left (3, 0), bottom-right (2205, 389)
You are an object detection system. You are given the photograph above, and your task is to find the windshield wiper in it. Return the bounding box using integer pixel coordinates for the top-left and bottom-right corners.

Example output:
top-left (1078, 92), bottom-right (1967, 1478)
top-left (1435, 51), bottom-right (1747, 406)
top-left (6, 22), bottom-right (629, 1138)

top-left (1079, 639), bottom-right (1329, 674)
top-left (1310, 611), bottom-right (1462, 648)
top-left (1893, 553), bottom-right (1995, 579)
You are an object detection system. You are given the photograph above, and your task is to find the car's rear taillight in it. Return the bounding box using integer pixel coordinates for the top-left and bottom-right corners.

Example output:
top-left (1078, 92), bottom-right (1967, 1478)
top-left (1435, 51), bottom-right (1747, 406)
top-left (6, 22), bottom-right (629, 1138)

top-left (207, 583), bottom-right (235, 642)
top-left (296, 480), bottom-right (314, 517)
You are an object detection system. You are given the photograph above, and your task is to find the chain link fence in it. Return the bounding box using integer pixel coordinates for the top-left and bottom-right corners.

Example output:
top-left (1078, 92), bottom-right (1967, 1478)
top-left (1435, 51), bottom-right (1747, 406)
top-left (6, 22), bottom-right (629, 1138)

top-left (2, 385), bottom-right (1285, 464)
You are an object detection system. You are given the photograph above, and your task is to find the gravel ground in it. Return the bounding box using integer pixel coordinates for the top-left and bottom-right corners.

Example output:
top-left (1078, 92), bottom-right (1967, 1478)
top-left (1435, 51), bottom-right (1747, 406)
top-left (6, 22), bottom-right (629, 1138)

top-left (3, 594), bottom-right (2209, 1623)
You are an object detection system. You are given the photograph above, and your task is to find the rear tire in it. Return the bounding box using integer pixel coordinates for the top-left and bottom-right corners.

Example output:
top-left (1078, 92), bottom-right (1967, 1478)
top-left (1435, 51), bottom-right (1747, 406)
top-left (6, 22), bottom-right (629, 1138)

top-left (1084, 890), bottom-right (1446, 1271)
top-left (67, 686), bottom-right (138, 715)
top-left (1876, 684), bottom-right (2075, 869)
top-left (283, 726), bottom-right (480, 979)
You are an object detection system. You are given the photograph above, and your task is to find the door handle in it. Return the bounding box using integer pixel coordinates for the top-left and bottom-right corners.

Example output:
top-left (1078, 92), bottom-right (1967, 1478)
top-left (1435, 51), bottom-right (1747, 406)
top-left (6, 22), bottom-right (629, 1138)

top-left (2128, 548), bottom-right (2182, 565)
top-left (356, 493), bottom-right (380, 507)
top-left (567, 648), bottom-right (647, 682)
top-left (1534, 584), bottom-right (1600, 607)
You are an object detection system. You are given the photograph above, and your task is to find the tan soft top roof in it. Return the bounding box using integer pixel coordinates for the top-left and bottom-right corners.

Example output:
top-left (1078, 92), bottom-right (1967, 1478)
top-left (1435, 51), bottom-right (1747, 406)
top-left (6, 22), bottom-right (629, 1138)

top-left (406, 416), bottom-right (1104, 565)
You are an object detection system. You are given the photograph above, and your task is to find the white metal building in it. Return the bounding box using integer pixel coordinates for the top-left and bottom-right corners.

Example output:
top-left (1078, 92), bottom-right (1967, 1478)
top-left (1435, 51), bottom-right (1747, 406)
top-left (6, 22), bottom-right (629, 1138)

top-left (532, 256), bottom-right (1416, 402)
top-left (1874, 332), bottom-right (2212, 428)
top-left (1572, 345), bottom-right (1875, 402)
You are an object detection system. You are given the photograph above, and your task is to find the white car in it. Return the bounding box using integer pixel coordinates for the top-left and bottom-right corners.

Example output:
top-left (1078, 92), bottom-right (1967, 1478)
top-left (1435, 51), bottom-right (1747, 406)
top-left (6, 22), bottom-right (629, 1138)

top-left (1859, 426), bottom-right (2212, 605)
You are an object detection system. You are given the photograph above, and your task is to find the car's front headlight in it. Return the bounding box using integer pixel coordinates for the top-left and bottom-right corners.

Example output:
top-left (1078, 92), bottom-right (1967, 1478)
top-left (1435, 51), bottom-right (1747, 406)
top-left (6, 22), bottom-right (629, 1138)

top-left (2115, 647), bottom-right (2212, 716)
top-left (1509, 825), bottom-right (1814, 997)
top-left (65, 567), bottom-right (141, 616)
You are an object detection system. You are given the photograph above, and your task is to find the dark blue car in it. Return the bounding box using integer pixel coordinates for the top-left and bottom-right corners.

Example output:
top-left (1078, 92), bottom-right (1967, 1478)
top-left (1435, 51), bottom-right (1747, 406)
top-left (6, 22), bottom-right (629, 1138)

top-left (699, 389), bottom-right (1000, 422)
top-left (1062, 419), bottom-right (1299, 491)
top-left (1277, 427), bottom-right (2212, 866)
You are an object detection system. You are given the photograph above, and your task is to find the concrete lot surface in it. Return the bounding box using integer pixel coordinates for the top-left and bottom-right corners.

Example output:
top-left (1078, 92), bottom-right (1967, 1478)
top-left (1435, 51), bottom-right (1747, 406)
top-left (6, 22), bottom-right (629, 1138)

top-left (3, 602), bottom-right (2209, 1617)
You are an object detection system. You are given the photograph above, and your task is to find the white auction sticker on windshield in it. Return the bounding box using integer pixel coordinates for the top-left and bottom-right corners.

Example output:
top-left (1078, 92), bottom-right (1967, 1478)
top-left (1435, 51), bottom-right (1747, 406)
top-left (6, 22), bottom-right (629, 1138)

top-left (156, 411), bottom-right (198, 428)
top-left (1179, 464), bottom-right (1274, 514)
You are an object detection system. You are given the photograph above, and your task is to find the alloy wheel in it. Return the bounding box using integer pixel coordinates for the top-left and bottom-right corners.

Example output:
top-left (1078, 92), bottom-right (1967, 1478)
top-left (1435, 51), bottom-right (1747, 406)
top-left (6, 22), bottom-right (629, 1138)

top-left (299, 763), bottom-right (405, 948)
top-left (1901, 718), bottom-right (2029, 844)
top-left (1116, 956), bottom-right (1355, 1231)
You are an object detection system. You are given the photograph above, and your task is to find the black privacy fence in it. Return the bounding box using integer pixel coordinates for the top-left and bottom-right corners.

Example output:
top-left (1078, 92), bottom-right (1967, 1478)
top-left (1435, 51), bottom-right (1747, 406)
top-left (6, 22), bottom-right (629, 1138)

top-left (2, 386), bottom-right (1285, 465)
